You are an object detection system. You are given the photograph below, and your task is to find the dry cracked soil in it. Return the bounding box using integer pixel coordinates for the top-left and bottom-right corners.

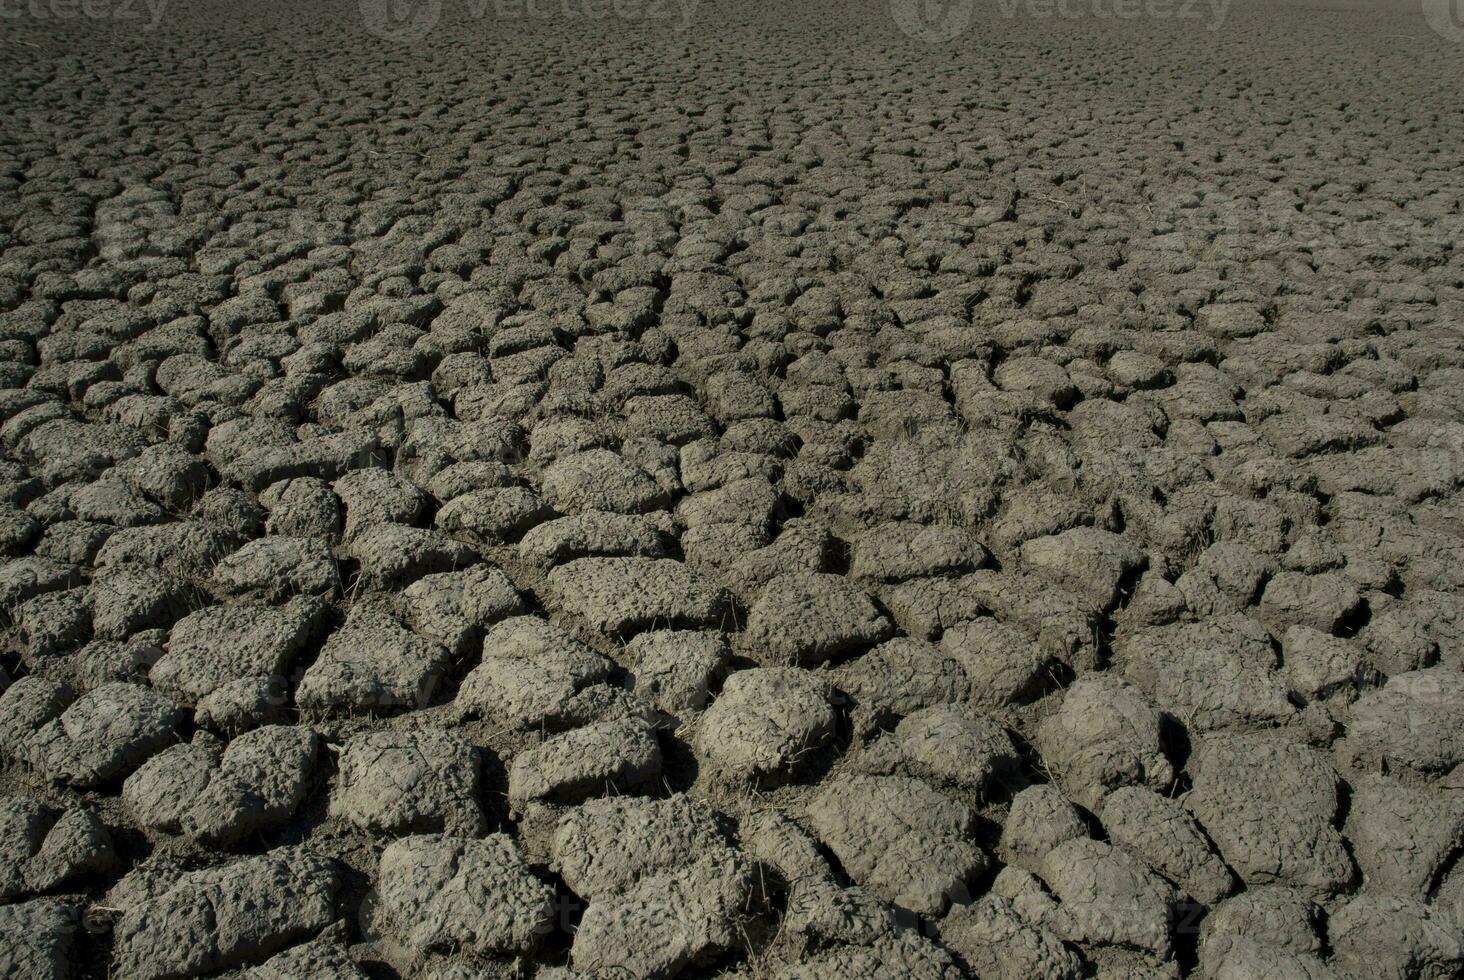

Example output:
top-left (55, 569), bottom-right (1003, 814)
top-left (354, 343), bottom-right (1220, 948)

top-left (1, 0), bottom-right (1463, 977)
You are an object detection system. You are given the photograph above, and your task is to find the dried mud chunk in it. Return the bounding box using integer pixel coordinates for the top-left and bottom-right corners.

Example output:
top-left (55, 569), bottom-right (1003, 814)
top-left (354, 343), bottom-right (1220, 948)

top-left (396, 566), bottom-right (523, 657)
top-left (848, 429), bottom-right (1021, 526)
top-left (112, 444), bottom-right (210, 511)
top-left (518, 511), bottom-right (670, 566)
top-left (223, 428), bottom-right (379, 492)
top-left (544, 557), bottom-right (733, 637)
top-left (61, 478), bottom-right (169, 527)
top-left (245, 939), bottom-right (368, 980)
top-left (455, 617), bottom-right (615, 730)
top-left (25, 806), bottom-right (116, 892)
top-left (1281, 625), bottom-right (1364, 702)
top-left (458, 565), bottom-right (524, 626)
top-left (623, 394), bottom-right (717, 445)
top-left (0, 556), bottom-right (84, 614)
top-left (740, 810), bottom-right (832, 885)
top-left (1121, 614), bottom-right (1294, 730)
top-left (1197, 303), bottom-right (1266, 339)
top-left (17, 588), bottom-right (91, 658)
top-left (570, 853), bottom-right (754, 980)
top-left (849, 521), bottom-right (986, 584)
top-left (744, 572), bottom-right (893, 666)
top-left (36, 521), bottom-right (113, 565)
top-left (1200, 939), bottom-right (1334, 979)
top-left (0, 797), bottom-right (54, 900)
top-left (722, 519), bottom-right (837, 600)
top-left (210, 537), bottom-right (342, 603)
top-left (347, 522), bottom-right (475, 590)
top-left (85, 564), bottom-right (194, 641)
top-left (195, 676), bottom-right (287, 735)
top-left (0, 899), bottom-right (77, 980)
top-left (962, 570), bottom-right (1100, 667)
top-left (1019, 528), bottom-right (1147, 611)
top-left (527, 416), bottom-right (609, 466)
top-left (1261, 412), bottom-right (1381, 458)
top-left (180, 725), bottom-right (317, 846)
top-left (833, 638), bottom-right (972, 727)
top-left (622, 629), bottom-right (730, 719)
top-left (261, 477), bottom-right (342, 542)
top-left (23, 682), bottom-right (183, 787)
top-left (541, 449), bottom-right (669, 515)
top-left (1174, 540), bottom-right (1274, 617)
top-left (333, 467), bottom-right (425, 540)
top-left (939, 895), bottom-right (1083, 980)
top-left (95, 521), bottom-right (240, 580)
top-left (704, 369), bottom-right (776, 423)
top-left (508, 716), bottom-right (662, 807)
top-left (679, 440), bottom-right (782, 494)
top-left (1361, 601), bottom-right (1441, 676)
top-left (0, 799), bottom-right (116, 899)
top-left (770, 931), bottom-right (964, 980)
top-left (807, 773), bottom-right (986, 915)
top-left (295, 601), bottom-right (452, 715)
top-left (1258, 571), bottom-right (1362, 634)
top-left (550, 794), bottom-right (741, 900)
top-left (1329, 896), bottom-right (1464, 980)
top-left (424, 460), bottom-right (515, 503)
top-left (675, 477), bottom-right (779, 536)
top-left (124, 736), bottom-right (222, 832)
top-left (153, 597), bottom-right (323, 703)
top-left (1099, 786), bottom-right (1236, 906)
top-left (1203, 886), bottom-right (1325, 961)
top-left (695, 667), bottom-right (835, 784)
top-left (435, 487), bottom-right (552, 547)
top-left (0, 680), bottom-right (71, 753)
top-left (1344, 774), bottom-right (1464, 901)
top-left (939, 617), bottom-right (1048, 707)
top-left (782, 878), bottom-right (896, 946)
top-left (1001, 784), bottom-right (1089, 873)
top-left (1108, 350), bottom-right (1172, 390)
top-left (994, 355), bottom-right (1079, 407)
top-left (1345, 667), bottom-right (1464, 773)
top-left (893, 705), bottom-right (1018, 796)
top-left (1035, 674), bottom-right (1174, 810)
top-left (110, 847), bottom-right (340, 980)
top-left (883, 575), bottom-right (989, 641)
top-left (1038, 837), bottom-right (1178, 960)
top-left (1185, 733), bottom-right (1353, 896)
top-left (21, 418), bottom-right (147, 485)
top-left (193, 487), bottom-right (264, 539)
top-left (377, 832), bottom-right (553, 955)
top-left (332, 730), bottom-right (484, 836)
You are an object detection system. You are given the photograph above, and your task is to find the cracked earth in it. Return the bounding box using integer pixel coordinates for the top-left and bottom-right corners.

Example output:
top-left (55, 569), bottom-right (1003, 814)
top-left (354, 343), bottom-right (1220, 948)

top-left (1, 0), bottom-right (1463, 977)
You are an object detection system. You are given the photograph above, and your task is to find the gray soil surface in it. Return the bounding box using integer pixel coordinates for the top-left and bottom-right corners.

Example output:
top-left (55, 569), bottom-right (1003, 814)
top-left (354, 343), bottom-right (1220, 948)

top-left (1, 0), bottom-right (1463, 976)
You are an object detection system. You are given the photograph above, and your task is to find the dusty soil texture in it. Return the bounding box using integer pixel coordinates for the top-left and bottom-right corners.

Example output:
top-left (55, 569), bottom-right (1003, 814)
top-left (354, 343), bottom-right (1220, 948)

top-left (1, 0), bottom-right (1463, 977)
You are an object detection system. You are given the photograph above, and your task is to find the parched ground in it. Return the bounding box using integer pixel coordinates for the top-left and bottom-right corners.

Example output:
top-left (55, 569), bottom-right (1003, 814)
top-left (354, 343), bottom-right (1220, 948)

top-left (1, 0), bottom-right (1463, 977)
